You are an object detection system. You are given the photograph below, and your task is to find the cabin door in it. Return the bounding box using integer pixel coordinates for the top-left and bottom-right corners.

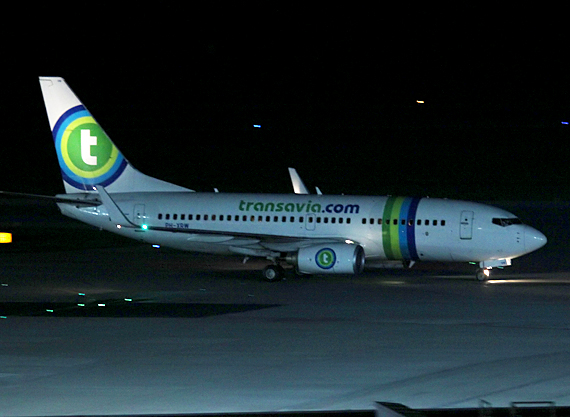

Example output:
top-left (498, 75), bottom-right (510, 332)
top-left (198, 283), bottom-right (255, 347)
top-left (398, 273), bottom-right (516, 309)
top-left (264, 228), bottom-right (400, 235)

top-left (305, 213), bottom-right (316, 231)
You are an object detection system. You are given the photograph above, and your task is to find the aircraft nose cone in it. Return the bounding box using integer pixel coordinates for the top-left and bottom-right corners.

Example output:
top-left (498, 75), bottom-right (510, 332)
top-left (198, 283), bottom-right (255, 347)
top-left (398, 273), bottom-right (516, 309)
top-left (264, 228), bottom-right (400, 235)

top-left (525, 226), bottom-right (547, 253)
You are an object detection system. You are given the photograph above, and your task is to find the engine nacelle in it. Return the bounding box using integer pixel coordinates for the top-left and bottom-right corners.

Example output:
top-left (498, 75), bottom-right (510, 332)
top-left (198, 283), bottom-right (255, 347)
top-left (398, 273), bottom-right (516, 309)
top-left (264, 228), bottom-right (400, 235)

top-left (287, 243), bottom-right (365, 275)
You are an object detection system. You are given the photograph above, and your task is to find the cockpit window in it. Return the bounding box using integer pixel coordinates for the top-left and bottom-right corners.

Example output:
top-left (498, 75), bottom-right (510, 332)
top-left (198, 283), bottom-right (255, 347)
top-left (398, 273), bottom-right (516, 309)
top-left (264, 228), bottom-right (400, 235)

top-left (492, 217), bottom-right (523, 227)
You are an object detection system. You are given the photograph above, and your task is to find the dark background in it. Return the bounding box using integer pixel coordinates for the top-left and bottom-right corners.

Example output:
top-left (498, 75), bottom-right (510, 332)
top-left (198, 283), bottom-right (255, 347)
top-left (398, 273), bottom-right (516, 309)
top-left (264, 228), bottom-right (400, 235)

top-left (2, 4), bottom-right (569, 200)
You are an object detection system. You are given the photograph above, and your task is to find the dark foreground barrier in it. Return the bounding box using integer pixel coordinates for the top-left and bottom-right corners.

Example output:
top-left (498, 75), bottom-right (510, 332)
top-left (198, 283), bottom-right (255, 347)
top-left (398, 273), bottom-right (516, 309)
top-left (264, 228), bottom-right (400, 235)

top-left (37, 401), bottom-right (570, 417)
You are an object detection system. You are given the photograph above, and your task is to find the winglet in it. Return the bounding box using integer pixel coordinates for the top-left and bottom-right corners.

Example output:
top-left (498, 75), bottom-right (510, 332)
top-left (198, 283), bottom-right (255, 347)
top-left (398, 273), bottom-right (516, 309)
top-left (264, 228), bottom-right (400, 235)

top-left (288, 168), bottom-right (310, 194)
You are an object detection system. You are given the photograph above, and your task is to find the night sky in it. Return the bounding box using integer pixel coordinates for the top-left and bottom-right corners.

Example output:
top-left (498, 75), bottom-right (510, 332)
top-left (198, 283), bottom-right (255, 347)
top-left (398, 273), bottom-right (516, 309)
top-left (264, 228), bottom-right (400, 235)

top-left (3, 5), bottom-right (569, 200)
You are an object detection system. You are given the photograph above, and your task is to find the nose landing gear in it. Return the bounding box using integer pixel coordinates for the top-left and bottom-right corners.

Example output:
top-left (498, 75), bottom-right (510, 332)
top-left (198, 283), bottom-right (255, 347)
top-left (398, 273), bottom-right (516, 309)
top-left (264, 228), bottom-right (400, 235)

top-left (476, 259), bottom-right (512, 281)
top-left (475, 268), bottom-right (490, 281)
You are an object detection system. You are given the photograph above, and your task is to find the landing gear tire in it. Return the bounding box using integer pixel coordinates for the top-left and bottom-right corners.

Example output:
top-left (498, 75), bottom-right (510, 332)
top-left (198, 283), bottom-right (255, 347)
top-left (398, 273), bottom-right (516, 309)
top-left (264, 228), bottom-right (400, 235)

top-left (476, 268), bottom-right (489, 281)
top-left (262, 264), bottom-right (285, 282)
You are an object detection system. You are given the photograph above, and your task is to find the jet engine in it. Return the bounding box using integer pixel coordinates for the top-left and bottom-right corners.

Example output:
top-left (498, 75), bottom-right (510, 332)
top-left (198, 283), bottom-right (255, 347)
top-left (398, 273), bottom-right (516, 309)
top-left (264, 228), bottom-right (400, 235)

top-left (286, 243), bottom-right (365, 274)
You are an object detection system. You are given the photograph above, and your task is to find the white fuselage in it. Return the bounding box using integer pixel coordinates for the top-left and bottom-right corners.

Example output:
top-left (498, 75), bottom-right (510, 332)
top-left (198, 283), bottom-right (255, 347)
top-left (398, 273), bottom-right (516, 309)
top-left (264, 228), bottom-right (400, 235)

top-left (57, 192), bottom-right (546, 265)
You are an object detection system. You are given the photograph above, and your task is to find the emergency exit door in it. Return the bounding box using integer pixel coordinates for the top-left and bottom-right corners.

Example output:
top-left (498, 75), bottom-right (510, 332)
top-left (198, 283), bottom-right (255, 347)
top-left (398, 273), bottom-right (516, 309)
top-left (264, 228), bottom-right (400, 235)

top-left (460, 210), bottom-right (474, 240)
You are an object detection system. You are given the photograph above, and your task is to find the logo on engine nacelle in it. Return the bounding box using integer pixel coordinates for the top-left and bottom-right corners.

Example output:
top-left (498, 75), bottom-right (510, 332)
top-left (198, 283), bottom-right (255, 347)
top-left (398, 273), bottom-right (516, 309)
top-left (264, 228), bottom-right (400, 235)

top-left (315, 248), bottom-right (336, 269)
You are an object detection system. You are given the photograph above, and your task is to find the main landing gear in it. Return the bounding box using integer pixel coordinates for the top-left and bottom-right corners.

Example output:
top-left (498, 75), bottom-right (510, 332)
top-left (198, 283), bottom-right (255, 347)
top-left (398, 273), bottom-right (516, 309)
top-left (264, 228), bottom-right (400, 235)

top-left (262, 264), bottom-right (286, 282)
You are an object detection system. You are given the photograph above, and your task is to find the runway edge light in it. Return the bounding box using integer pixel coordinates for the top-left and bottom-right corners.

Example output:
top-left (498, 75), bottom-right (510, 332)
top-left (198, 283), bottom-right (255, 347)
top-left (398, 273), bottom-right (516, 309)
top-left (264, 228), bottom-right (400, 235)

top-left (0, 233), bottom-right (12, 243)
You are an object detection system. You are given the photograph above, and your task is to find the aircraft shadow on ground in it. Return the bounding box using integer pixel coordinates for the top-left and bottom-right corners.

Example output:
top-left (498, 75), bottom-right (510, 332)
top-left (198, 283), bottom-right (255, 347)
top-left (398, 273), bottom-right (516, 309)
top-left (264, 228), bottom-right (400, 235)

top-left (0, 301), bottom-right (280, 318)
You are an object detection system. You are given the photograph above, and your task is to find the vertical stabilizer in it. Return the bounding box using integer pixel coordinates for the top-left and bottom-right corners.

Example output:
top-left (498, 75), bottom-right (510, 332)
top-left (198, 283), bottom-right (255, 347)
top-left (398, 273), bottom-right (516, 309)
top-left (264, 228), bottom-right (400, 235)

top-left (39, 77), bottom-right (192, 193)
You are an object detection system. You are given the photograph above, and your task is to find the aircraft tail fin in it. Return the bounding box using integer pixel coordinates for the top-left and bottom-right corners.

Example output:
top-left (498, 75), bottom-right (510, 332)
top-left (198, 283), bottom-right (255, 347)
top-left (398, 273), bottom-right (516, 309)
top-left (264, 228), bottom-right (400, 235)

top-left (39, 77), bottom-right (192, 194)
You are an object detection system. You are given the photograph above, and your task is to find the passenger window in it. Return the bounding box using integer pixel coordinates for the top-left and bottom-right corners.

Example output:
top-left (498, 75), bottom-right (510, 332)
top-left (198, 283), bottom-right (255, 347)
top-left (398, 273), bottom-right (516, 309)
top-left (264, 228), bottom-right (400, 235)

top-left (166, 214), bottom-right (170, 220)
top-left (433, 220), bottom-right (438, 226)
top-left (347, 218), bottom-right (351, 224)
top-left (331, 218), bottom-right (336, 224)
top-left (441, 220), bottom-right (446, 226)
top-left (425, 219), bottom-right (429, 225)
top-left (362, 218), bottom-right (367, 225)
top-left (196, 214), bottom-right (201, 220)
top-left (378, 219), bottom-right (382, 225)
top-left (417, 219), bottom-right (421, 226)
top-left (173, 214), bottom-right (178, 220)
top-left (158, 213), bottom-right (163, 220)
top-left (211, 215), bottom-right (216, 221)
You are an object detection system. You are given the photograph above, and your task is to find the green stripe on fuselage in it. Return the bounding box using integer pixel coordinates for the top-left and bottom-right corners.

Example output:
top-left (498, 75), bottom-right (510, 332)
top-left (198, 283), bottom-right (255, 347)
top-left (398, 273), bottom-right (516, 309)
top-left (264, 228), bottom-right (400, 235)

top-left (382, 197), bottom-right (395, 258)
top-left (389, 197), bottom-right (405, 259)
top-left (382, 196), bottom-right (405, 259)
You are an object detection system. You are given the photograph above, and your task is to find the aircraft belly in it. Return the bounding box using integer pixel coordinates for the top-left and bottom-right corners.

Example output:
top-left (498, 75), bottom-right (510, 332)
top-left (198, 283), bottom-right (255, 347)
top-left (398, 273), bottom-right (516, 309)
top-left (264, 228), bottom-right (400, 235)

top-left (417, 244), bottom-right (454, 261)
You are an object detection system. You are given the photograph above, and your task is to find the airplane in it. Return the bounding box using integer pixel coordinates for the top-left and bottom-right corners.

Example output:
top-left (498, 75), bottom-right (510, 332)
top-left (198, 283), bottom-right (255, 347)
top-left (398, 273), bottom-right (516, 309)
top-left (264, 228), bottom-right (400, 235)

top-left (16, 76), bottom-right (547, 282)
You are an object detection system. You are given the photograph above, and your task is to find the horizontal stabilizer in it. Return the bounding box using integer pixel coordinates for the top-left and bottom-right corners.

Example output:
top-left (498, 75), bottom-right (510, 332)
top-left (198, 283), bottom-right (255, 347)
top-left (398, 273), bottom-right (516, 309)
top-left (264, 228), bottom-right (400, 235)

top-left (0, 190), bottom-right (100, 206)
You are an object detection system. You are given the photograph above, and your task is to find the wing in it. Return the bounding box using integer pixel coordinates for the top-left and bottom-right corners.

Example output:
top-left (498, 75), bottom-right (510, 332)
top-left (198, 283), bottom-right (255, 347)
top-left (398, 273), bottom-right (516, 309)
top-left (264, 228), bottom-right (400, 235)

top-left (145, 226), bottom-right (351, 257)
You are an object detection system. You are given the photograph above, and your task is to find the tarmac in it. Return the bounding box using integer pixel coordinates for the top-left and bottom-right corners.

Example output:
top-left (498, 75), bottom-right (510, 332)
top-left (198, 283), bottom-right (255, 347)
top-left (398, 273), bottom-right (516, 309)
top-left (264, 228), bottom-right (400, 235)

top-left (1, 200), bottom-right (570, 416)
